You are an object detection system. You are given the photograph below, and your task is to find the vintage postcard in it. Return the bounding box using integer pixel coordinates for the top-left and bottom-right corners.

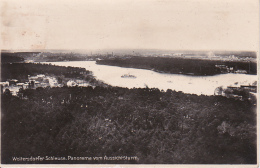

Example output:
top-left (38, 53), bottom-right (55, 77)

top-left (0, 0), bottom-right (259, 167)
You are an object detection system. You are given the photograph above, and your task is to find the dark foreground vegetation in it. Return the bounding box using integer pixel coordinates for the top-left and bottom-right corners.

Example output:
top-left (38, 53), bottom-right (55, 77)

top-left (1, 86), bottom-right (256, 164)
top-left (97, 57), bottom-right (257, 75)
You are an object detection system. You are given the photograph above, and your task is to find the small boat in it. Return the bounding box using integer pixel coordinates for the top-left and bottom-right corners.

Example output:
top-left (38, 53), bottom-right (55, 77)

top-left (121, 74), bottom-right (136, 78)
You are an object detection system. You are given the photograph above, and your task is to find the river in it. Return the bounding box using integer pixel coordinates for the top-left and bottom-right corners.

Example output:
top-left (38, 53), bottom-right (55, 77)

top-left (49, 61), bottom-right (257, 96)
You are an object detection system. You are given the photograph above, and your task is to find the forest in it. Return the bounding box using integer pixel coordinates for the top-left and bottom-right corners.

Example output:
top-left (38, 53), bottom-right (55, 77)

top-left (1, 86), bottom-right (256, 164)
top-left (96, 57), bottom-right (257, 76)
top-left (1, 53), bottom-right (24, 63)
top-left (1, 52), bottom-right (114, 62)
top-left (1, 63), bottom-right (89, 81)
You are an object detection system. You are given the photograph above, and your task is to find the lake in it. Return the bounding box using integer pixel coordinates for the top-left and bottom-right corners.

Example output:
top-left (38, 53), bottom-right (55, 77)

top-left (49, 61), bottom-right (257, 95)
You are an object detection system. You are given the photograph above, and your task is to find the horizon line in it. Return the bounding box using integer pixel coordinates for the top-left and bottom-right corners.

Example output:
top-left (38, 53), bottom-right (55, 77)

top-left (1, 49), bottom-right (257, 53)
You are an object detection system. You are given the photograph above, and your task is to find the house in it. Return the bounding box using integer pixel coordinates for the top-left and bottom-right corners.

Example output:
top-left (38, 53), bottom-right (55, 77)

top-left (23, 83), bottom-right (29, 89)
top-left (235, 70), bottom-right (247, 74)
top-left (67, 80), bottom-right (78, 87)
top-left (16, 83), bottom-right (24, 88)
top-left (35, 81), bottom-right (41, 87)
top-left (37, 74), bottom-right (45, 78)
top-left (0, 82), bottom-right (9, 87)
top-left (8, 79), bottom-right (18, 86)
top-left (240, 85), bottom-right (257, 92)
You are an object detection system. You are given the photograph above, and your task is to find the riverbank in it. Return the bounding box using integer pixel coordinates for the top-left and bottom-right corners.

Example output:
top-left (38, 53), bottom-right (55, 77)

top-left (96, 56), bottom-right (257, 76)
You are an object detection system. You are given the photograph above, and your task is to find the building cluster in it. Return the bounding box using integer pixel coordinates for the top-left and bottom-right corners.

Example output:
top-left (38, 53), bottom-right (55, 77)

top-left (214, 81), bottom-right (257, 102)
top-left (214, 55), bottom-right (255, 62)
top-left (169, 53), bottom-right (256, 62)
top-left (0, 75), bottom-right (58, 96)
top-left (66, 79), bottom-right (90, 87)
top-left (0, 74), bottom-right (90, 96)
top-left (215, 64), bottom-right (247, 74)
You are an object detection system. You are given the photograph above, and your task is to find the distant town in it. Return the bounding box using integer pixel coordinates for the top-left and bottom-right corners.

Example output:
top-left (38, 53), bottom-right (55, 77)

top-left (1, 50), bottom-right (257, 63)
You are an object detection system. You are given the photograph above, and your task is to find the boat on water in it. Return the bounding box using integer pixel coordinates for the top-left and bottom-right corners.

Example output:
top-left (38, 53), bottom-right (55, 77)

top-left (121, 74), bottom-right (137, 78)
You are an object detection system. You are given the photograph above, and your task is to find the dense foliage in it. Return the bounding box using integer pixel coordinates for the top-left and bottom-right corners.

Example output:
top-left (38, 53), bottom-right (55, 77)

top-left (97, 57), bottom-right (256, 75)
top-left (1, 86), bottom-right (256, 164)
top-left (1, 54), bottom-right (24, 63)
top-left (1, 63), bottom-right (90, 81)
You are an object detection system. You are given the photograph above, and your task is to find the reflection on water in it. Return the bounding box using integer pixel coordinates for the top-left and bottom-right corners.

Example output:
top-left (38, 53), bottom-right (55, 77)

top-left (49, 61), bottom-right (257, 96)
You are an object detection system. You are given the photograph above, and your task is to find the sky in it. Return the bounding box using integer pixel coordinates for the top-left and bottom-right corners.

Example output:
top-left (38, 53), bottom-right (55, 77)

top-left (1, 0), bottom-right (259, 51)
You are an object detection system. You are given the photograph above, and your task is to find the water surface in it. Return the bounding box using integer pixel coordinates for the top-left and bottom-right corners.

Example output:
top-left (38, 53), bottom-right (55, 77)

top-left (49, 61), bottom-right (257, 95)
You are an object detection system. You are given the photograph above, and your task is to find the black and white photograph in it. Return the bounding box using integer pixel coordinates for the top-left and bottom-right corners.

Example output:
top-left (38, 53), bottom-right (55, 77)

top-left (0, 0), bottom-right (259, 167)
